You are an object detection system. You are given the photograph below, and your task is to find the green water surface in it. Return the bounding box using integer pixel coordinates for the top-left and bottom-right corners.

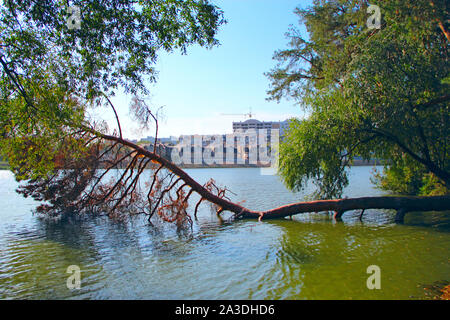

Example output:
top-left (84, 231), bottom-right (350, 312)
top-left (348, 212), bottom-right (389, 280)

top-left (0, 168), bottom-right (448, 299)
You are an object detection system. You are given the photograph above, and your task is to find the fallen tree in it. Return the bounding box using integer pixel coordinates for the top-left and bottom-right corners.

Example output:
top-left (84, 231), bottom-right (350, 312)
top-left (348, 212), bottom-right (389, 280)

top-left (13, 106), bottom-right (449, 226)
top-left (91, 127), bottom-right (450, 224)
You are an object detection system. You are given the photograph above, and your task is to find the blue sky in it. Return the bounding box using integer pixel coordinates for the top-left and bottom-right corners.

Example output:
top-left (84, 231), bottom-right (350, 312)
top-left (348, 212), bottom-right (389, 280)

top-left (100, 0), bottom-right (313, 139)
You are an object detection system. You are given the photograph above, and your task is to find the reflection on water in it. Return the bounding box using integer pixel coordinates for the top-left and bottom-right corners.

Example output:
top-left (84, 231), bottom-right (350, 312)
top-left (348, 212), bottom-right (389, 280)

top-left (0, 168), bottom-right (448, 299)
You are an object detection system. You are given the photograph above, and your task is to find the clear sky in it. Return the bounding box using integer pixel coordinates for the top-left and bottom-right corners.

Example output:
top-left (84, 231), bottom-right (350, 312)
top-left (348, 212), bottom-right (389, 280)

top-left (98, 0), bottom-right (313, 140)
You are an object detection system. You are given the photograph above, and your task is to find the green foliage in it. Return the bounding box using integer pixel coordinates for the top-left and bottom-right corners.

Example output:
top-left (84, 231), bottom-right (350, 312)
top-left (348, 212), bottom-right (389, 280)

top-left (0, 0), bottom-right (225, 181)
top-left (0, 0), bottom-right (225, 100)
top-left (420, 173), bottom-right (449, 196)
top-left (371, 154), bottom-right (426, 195)
top-left (268, 0), bottom-right (449, 198)
top-left (372, 159), bottom-right (449, 196)
top-left (0, 69), bottom-right (87, 180)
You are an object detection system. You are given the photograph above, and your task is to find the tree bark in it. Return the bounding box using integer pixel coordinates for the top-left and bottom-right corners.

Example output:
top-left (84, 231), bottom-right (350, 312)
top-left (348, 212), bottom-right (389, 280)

top-left (247, 195), bottom-right (450, 223)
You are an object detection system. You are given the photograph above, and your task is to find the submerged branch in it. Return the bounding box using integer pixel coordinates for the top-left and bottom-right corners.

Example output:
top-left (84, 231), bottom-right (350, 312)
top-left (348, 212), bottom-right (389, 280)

top-left (246, 195), bottom-right (450, 222)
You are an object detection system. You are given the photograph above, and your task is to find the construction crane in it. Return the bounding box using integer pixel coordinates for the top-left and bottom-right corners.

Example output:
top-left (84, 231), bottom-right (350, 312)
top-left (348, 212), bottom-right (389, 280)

top-left (220, 107), bottom-right (254, 119)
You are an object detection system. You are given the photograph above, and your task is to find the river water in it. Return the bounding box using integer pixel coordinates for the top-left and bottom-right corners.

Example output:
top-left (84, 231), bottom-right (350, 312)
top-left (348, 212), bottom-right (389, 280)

top-left (0, 167), bottom-right (448, 299)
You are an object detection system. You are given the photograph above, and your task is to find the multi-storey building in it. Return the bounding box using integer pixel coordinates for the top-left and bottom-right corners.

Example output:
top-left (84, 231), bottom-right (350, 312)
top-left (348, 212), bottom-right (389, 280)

top-left (232, 119), bottom-right (290, 137)
top-left (142, 119), bottom-right (293, 166)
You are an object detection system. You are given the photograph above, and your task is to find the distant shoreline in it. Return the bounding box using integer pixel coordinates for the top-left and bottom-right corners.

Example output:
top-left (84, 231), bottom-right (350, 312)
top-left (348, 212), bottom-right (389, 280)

top-left (0, 159), bottom-right (382, 171)
top-left (179, 159), bottom-right (382, 169)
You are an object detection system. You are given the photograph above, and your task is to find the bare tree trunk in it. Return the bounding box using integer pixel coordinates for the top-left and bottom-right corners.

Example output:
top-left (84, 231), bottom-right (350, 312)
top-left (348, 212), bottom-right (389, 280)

top-left (243, 195), bottom-right (450, 223)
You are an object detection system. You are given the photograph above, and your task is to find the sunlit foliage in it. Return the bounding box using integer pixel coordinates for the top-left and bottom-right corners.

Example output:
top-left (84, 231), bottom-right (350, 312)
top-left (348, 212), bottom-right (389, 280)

top-left (267, 0), bottom-right (449, 198)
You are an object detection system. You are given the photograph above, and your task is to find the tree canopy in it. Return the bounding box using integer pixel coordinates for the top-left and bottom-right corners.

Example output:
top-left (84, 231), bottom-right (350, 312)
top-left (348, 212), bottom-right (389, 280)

top-left (266, 0), bottom-right (449, 199)
top-left (0, 0), bottom-right (225, 181)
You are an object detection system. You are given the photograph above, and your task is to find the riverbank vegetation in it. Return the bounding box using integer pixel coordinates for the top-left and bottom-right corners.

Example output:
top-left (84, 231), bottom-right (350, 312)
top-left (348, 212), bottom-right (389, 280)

top-left (266, 0), bottom-right (449, 198)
